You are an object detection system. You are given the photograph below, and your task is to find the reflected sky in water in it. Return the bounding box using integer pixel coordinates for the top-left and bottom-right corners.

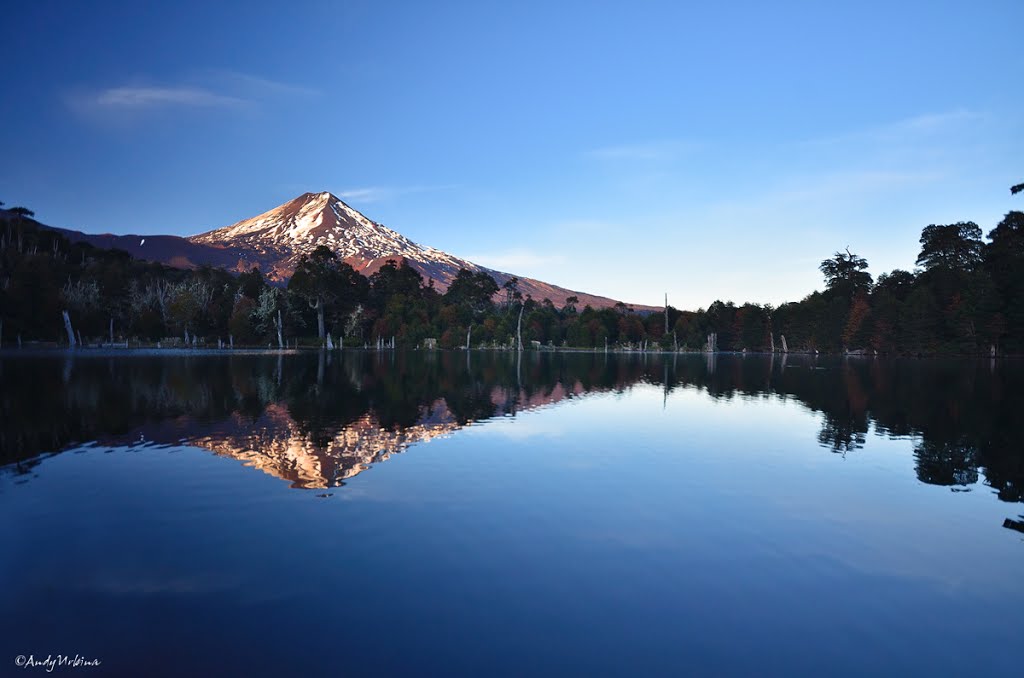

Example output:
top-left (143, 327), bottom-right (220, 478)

top-left (1, 351), bottom-right (1022, 676)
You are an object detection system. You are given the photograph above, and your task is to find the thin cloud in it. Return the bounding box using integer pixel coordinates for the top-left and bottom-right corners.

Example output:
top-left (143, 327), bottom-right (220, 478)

top-left (804, 109), bottom-right (987, 147)
top-left (769, 169), bottom-right (947, 204)
top-left (897, 109), bottom-right (986, 132)
top-left (90, 86), bottom-right (247, 109)
top-left (696, 169), bottom-right (947, 232)
top-left (67, 71), bottom-right (316, 119)
top-left (338, 184), bottom-right (459, 203)
top-left (339, 187), bottom-right (391, 202)
top-left (586, 140), bottom-right (695, 161)
top-left (204, 69), bottom-right (321, 98)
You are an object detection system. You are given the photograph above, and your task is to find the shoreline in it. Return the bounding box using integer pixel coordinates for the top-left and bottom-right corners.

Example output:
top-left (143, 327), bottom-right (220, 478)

top-left (0, 344), bottom-right (1020, 359)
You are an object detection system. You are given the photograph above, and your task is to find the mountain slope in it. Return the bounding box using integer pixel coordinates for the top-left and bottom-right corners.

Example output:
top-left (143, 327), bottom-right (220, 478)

top-left (39, 192), bottom-right (650, 310)
top-left (189, 191), bottom-right (644, 309)
top-left (190, 191), bottom-right (471, 283)
top-left (42, 228), bottom-right (246, 271)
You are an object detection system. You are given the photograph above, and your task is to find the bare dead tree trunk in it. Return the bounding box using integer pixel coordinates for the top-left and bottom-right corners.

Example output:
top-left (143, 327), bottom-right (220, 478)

top-left (466, 324), bottom-right (472, 350)
top-left (780, 335), bottom-right (788, 353)
top-left (62, 311), bottom-right (76, 349)
top-left (770, 333), bottom-right (775, 353)
top-left (109, 317), bottom-right (114, 345)
top-left (315, 297), bottom-right (325, 339)
top-left (664, 293), bottom-right (669, 336)
top-left (276, 310), bottom-right (284, 349)
top-left (516, 303), bottom-right (524, 352)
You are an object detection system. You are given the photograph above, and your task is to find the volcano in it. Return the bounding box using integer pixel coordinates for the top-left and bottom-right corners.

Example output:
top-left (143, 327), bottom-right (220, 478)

top-left (49, 191), bottom-right (649, 310)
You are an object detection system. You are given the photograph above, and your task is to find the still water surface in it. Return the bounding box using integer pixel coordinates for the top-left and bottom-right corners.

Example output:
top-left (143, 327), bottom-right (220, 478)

top-left (1, 351), bottom-right (1022, 676)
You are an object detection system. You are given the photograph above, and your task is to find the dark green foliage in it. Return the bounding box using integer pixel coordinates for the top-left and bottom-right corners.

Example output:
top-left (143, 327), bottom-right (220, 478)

top-left (820, 248), bottom-right (872, 298)
top-left (985, 211), bottom-right (1024, 351)
top-left (2, 199), bottom-right (1024, 354)
top-left (238, 267), bottom-right (266, 300)
top-left (287, 246), bottom-right (367, 340)
top-left (367, 260), bottom-right (435, 346)
top-left (916, 222), bottom-right (984, 272)
top-left (443, 268), bottom-right (499, 314)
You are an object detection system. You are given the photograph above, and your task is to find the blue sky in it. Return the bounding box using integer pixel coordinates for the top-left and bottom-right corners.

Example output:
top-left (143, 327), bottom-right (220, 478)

top-left (2, 0), bottom-right (1021, 308)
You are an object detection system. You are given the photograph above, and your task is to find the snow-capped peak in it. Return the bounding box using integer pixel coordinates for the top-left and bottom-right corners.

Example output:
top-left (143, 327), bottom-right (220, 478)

top-left (188, 191), bottom-right (471, 278)
top-left (90, 189), bottom-right (635, 309)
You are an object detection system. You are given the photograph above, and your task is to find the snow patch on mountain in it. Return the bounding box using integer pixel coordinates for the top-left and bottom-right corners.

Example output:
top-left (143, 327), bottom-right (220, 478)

top-left (181, 190), bottom-right (646, 310)
top-left (189, 191), bottom-right (472, 276)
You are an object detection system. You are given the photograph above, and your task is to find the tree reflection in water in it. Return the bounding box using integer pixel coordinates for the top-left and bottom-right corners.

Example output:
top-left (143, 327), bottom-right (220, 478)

top-left (1, 352), bottom-right (1022, 518)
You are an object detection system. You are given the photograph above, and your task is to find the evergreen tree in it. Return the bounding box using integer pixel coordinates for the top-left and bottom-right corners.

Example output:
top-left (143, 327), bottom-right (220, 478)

top-left (820, 249), bottom-right (872, 298)
top-left (916, 222), bottom-right (984, 272)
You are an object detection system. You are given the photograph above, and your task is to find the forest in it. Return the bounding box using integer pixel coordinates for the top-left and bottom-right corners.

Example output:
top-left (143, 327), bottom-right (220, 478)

top-left (1, 194), bottom-right (1023, 355)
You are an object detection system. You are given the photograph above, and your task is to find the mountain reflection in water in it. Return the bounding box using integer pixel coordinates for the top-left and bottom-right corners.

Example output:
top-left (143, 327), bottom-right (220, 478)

top-left (1, 351), bottom-right (1022, 507)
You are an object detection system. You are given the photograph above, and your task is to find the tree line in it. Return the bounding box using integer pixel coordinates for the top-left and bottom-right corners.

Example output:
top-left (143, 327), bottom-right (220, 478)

top-left (1, 193), bottom-right (1023, 354)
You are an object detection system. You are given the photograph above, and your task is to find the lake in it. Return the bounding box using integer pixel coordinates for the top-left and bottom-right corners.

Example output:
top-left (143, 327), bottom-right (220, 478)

top-left (1, 350), bottom-right (1022, 676)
